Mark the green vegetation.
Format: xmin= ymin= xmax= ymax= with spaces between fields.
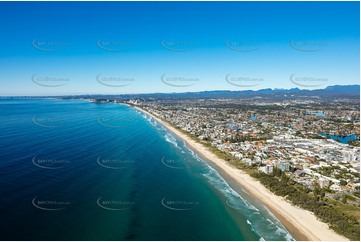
xmin=340 ymin=180 xmax=347 ymax=186
xmin=144 ymin=110 xmax=360 ymax=241
xmin=318 ymin=166 xmax=359 ymax=182
xmin=343 ymin=194 xmax=357 ymax=202
xmin=251 ymin=169 xmax=360 ymax=240
xmin=177 ymin=123 xmax=360 ymax=240
xmin=332 ymin=201 xmax=360 ymax=223
xmin=348 ymin=140 xmax=360 ymax=147
xmin=342 ymin=194 xmax=347 ymax=204
xmin=353 ymin=191 xmax=360 ymax=198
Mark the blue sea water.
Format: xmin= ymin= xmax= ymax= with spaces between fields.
xmin=0 ymin=98 xmax=294 ymax=241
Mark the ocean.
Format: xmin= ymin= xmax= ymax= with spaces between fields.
xmin=0 ymin=98 xmax=293 ymax=241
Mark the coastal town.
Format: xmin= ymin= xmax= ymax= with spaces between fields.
xmin=1 ymin=0 xmax=359 ymax=241
xmin=64 ymin=87 xmax=360 ymax=240
xmin=125 ymin=97 xmax=360 ymax=205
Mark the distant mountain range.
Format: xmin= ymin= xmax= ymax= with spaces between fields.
xmin=7 ymin=84 xmax=359 ymax=100
xmin=71 ymin=85 xmax=359 ymax=100
xmin=182 ymin=85 xmax=360 ymax=98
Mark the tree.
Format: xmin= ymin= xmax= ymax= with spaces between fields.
xmin=340 ymin=180 xmax=347 ymax=186
xmin=273 ymin=167 xmax=282 ymax=177
xmin=320 ymin=189 xmax=326 ymax=200
xmin=314 ymin=183 xmax=321 ymax=197
xmin=342 ymin=194 xmax=347 ymax=204
xmin=281 ymin=172 xmax=288 ymax=182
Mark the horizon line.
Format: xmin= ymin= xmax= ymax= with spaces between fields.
xmin=1 ymin=84 xmax=360 ymax=98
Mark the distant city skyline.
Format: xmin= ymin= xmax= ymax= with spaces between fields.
xmin=0 ymin=1 xmax=359 ymax=96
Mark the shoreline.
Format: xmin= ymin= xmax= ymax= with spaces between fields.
xmin=133 ymin=106 xmax=349 ymax=241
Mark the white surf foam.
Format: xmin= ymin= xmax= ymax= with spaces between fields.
xmin=164 ymin=132 xmax=178 ymax=148
xmin=185 ymin=148 xmax=294 ymax=241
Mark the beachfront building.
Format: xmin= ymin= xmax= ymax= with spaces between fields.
xmin=259 ymin=165 xmax=274 ymax=174
xmin=330 ymin=184 xmax=342 ymax=191
xmin=318 ymin=177 xmax=331 ymax=188
xmin=277 ymin=162 xmax=291 ymax=171
xmin=137 ymin=97 xmax=360 ymax=195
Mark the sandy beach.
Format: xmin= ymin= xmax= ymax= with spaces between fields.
xmin=134 ymin=106 xmax=349 ymax=241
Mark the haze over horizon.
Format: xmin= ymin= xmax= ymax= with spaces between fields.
xmin=0 ymin=1 xmax=359 ymax=96
xmin=0 ymin=2 xmax=360 ymax=241
xmin=2 ymin=83 xmax=360 ymax=98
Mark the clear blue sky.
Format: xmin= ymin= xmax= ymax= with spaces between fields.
xmin=0 ymin=1 xmax=359 ymax=96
